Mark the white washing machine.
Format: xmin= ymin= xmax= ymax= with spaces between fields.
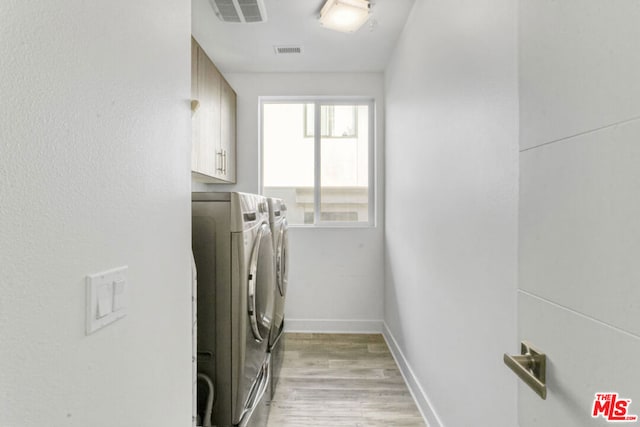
xmin=266 ymin=197 xmax=289 ymax=401
xmin=192 ymin=192 xmax=275 ymax=427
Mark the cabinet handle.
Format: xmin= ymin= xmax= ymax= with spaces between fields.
xmin=216 ymin=150 xmax=223 ymax=173
xmin=223 ymin=150 xmax=227 ymax=175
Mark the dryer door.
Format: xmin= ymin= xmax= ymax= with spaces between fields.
xmin=247 ymin=222 xmax=275 ymax=342
xmin=276 ymin=219 xmax=289 ymax=297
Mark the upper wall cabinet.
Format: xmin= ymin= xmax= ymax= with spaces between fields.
xmin=191 ymin=37 xmax=236 ymax=183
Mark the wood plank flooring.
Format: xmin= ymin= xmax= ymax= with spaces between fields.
xmin=267 ymin=333 xmax=427 ymax=427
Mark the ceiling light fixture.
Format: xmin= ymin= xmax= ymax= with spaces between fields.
xmin=319 ymin=0 xmax=370 ymax=33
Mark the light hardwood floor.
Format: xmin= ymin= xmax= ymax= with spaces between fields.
xmin=267 ymin=333 xmax=427 ymax=427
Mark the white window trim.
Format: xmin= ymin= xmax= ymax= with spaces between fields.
xmin=259 ymin=96 xmax=376 ymax=228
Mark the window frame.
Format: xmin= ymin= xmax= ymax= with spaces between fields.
xmin=259 ymin=96 xmax=376 ymax=228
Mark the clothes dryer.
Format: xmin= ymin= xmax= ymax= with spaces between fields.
xmin=266 ymin=197 xmax=289 ymax=401
xmin=192 ymin=192 xmax=275 ymax=427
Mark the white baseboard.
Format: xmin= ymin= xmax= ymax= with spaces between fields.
xmin=382 ymin=323 xmax=443 ymax=427
xmin=284 ymin=318 xmax=383 ymax=334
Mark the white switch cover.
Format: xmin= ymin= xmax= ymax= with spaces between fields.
xmin=97 ymin=282 xmax=113 ymax=318
xmin=86 ymin=266 xmax=128 ymax=335
xmin=112 ymin=279 xmax=126 ymax=311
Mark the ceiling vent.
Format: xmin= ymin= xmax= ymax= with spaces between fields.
xmin=209 ymin=0 xmax=268 ymax=23
xmin=274 ymin=45 xmax=303 ymax=55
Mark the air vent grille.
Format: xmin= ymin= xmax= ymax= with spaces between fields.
xmin=210 ymin=0 xmax=267 ymax=23
xmin=274 ymin=45 xmax=303 ymax=55
xmin=239 ymin=0 xmax=262 ymax=22
xmin=212 ymin=0 xmax=241 ymax=22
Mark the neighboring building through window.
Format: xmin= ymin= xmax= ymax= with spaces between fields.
xmin=304 ymin=104 xmax=358 ymax=138
xmin=261 ymin=98 xmax=374 ymax=226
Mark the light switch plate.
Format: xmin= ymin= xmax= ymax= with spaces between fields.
xmin=86 ymin=266 xmax=128 ymax=335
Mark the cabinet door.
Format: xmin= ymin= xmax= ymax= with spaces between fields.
xmin=191 ymin=39 xmax=200 ymax=172
xmin=196 ymin=46 xmax=222 ymax=179
xmin=190 ymin=38 xmax=236 ymax=183
xmin=220 ymin=79 xmax=237 ymax=182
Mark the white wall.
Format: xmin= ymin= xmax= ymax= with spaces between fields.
xmin=384 ymin=0 xmax=519 ymax=426
xmin=194 ymin=73 xmax=385 ymax=331
xmin=0 ymin=2 xmax=192 ymax=427
xmin=518 ymin=0 xmax=640 ymax=425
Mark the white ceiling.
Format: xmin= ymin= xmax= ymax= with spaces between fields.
xmin=192 ymin=0 xmax=416 ymax=73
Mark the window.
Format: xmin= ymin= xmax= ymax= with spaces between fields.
xmin=304 ymin=105 xmax=358 ymax=138
xmin=261 ymin=98 xmax=374 ymax=226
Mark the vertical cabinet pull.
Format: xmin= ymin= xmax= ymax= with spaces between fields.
xmin=222 ymin=150 xmax=227 ymax=175
xmin=216 ymin=150 xmax=223 ymax=173
xmin=215 ymin=149 xmax=227 ymax=175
